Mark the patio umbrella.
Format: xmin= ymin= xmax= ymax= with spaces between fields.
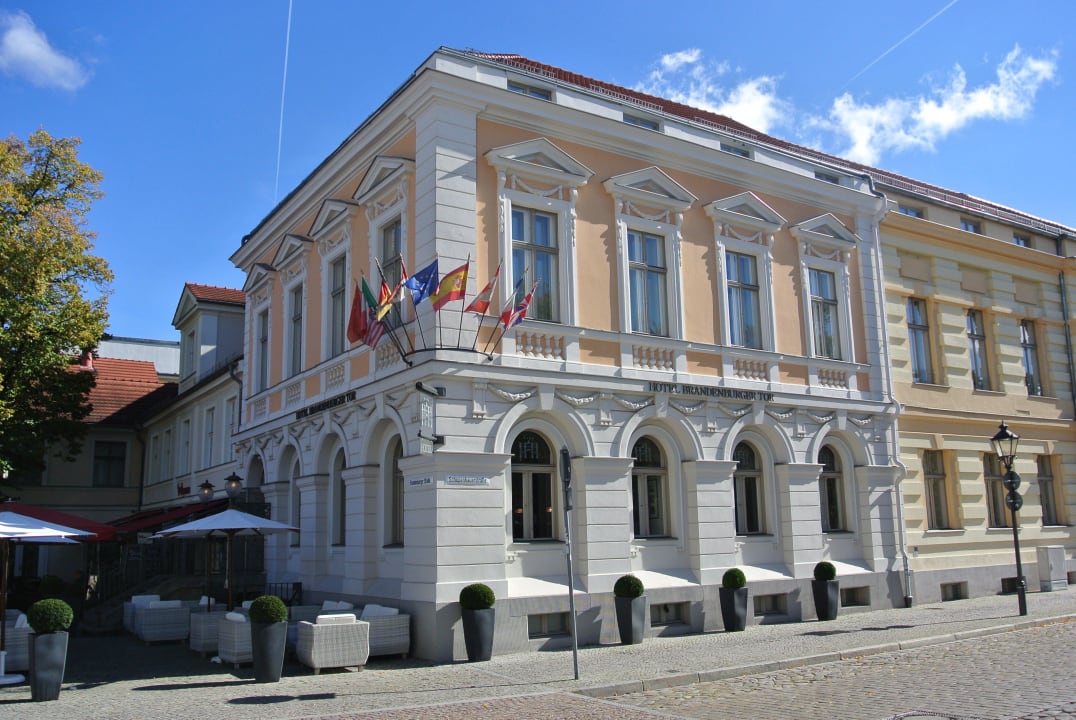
xmin=153 ymin=508 xmax=297 ymax=611
xmin=0 ymin=510 xmax=93 ymax=684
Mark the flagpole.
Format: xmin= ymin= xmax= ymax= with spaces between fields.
xmin=373 ymin=258 xmax=412 ymax=362
xmin=454 ymin=256 xmax=471 ymax=350
xmin=483 ymin=272 xmax=525 ymax=355
xmin=469 ymin=271 xmax=500 ymax=352
xmin=489 ymin=279 xmax=539 ymax=354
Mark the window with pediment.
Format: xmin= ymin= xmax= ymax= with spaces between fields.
xmin=272 ymin=234 xmax=312 ymax=377
xmin=354 ymin=157 xmax=415 ymax=331
xmin=604 ymin=167 xmax=695 ymax=338
xmin=705 ymin=193 xmax=784 ymax=350
xmin=309 ymin=198 xmax=357 ymax=359
xmin=244 ymin=263 xmax=276 ymax=393
xmin=486 ymin=139 xmax=592 ymax=325
xmin=790 ymin=215 xmax=858 ymax=361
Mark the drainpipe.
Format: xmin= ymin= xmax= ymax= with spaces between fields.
xmin=1056 ymin=234 xmax=1075 ymax=414
xmin=861 ymin=174 xmax=914 ymax=607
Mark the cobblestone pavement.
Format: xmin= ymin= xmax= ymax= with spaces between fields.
xmin=1 ymin=591 xmax=1073 ymax=719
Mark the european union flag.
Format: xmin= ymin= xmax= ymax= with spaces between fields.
xmin=403 ymin=259 xmax=439 ymax=306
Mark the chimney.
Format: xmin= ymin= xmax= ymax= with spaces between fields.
xmin=79 ymin=349 xmax=95 ymax=371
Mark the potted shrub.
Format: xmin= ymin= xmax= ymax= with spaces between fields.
xmin=27 ymin=597 xmax=73 ymax=701
xmin=613 ymin=573 xmax=646 ymax=645
xmin=812 ymin=561 xmax=839 ymax=621
xmin=719 ymin=568 xmax=748 ymax=633
xmin=248 ymin=595 xmax=288 ymax=682
xmin=459 ymin=583 xmax=495 ymax=662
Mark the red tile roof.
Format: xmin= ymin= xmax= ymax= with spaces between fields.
xmin=186 ymin=283 xmax=245 ymax=305
xmin=460 ymin=50 xmax=1073 ymax=236
xmin=79 ymin=357 xmax=176 ymax=426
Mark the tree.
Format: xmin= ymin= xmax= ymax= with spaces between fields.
xmin=0 ymin=129 xmax=112 ymax=479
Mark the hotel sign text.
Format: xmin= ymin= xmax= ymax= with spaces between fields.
xmin=647 ymin=382 xmax=774 ymax=402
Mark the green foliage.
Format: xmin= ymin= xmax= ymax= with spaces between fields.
xmin=27 ymin=598 xmax=74 ymax=633
xmin=722 ymin=568 xmax=747 ymax=589
xmin=613 ymin=573 xmax=645 ymax=598
xmin=0 ymin=130 xmax=112 ymax=478
xmin=459 ymin=583 xmax=495 ymax=610
xmin=813 ymin=561 xmax=837 ymax=582
xmin=248 ymin=595 xmax=288 ymax=623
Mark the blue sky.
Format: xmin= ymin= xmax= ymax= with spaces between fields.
xmin=3 ymin=1 xmax=1073 ymax=341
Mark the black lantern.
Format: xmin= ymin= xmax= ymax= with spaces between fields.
xmin=223 ymin=472 xmax=243 ymax=504
xmin=990 ymin=421 xmax=1027 ymax=616
xmin=198 ymin=480 xmax=215 ymax=506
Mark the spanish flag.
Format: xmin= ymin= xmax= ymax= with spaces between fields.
xmin=430 ymin=259 xmax=469 ymax=310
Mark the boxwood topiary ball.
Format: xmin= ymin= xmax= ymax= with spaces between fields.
xmin=613 ymin=574 xmax=645 ymax=598
xmin=248 ymin=594 xmax=288 ymax=623
xmin=813 ymin=561 xmax=837 ymax=582
xmin=721 ymin=568 xmax=747 ymax=589
xmin=459 ymin=583 xmax=496 ymax=610
xmin=27 ymin=597 xmax=74 ymax=633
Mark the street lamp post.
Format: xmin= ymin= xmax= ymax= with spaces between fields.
xmin=990 ymin=421 xmax=1027 ymax=617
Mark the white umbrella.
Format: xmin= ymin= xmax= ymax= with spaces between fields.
xmin=153 ymin=508 xmax=297 ymax=610
xmin=0 ymin=510 xmax=93 ymax=684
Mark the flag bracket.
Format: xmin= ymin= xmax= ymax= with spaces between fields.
xmin=415 ymin=382 xmax=446 ymax=397
xmin=417 ymin=431 xmax=445 ymax=446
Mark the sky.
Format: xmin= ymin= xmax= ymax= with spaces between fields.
xmin=3 ymin=1 xmax=1074 ymax=341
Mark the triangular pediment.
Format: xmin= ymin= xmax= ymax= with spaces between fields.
xmin=705 ymin=192 xmax=785 ymax=233
xmin=243 ymin=262 xmax=277 ymax=294
xmin=309 ymin=199 xmax=359 ymax=238
xmin=272 ymin=233 xmax=314 ymax=269
xmin=353 ymin=156 xmax=415 ymax=205
xmin=171 ymin=287 xmax=199 ymax=329
xmin=603 ymin=166 xmax=696 ymax=211
xmin=790 ymin=214 xmax=858 ymax=248
xmin=485 ymin=138 xmax=592 ymax=186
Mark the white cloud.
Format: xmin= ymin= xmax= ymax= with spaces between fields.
xmin=820 ymin=45 xmax=1057 ymax=165
xmin=636 ymin=48 xmax=789 ymax=134
xmin=0 ymin=11 xmax=89 ymax=91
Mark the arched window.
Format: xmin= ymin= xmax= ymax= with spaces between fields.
xmin=332 ymin=449 xmax=346 ymax=546
xmin=386 ymin=437 xmax=404 ymax=546
xmin=631 ymin=437 xmax=668 ymax=537
xmin=733 ymin=443 xmax=766 ymax=534
xmin=818 ymin=446 xmax=847 ymax=532
xmin=511 ymin=431 xmax=556 ymax=540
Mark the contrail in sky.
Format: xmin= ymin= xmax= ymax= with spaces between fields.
xmin=841 ymin=0 xmax=960 ymax=90
xmin=274 ymin=0 xmax=294 ymax=203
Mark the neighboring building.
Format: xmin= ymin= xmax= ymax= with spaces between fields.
xmin=874 ymin=185 xmax=1075 ymax=602
xmin=229 ymin=48 xmax=907 ymax=661
xmin=98 ymin=335 xmax=181 ymax=380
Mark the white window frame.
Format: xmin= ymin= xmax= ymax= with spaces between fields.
xmin=485 ymin=139 xmax=592 ymax=325
xmin=1020 ymin=319 xmax=1044 ymax=396
xmin=818 ymin=444 xmax=851 ymax=533
xmin=385 ymin=437 xmax=404 ymax=547
xmin=983 ymin=454 xmax=1009 ymax=528
xmin=286 ymin=281 xmax=304 ymax=378
xmin=288 ymin=456 xmax=301 ymax=547
xmin=732 ymin=438 xmax=776 ymax=536
xmin=1037 ymin=455 xmax=1062 ymax=526
xmin=177 ymin=418 xmax=191 ymax=476
xmin=923 ymin=450 xmax=954 ymax=530
xmin=906 ymin=297 xmax=935 ymax=384
xmin=510 ymin=429 xmax=559 ymax=542
xmin=966 ymin=308 xmax=992 ymax=391
xmin=202 ymin=406 xmax=215 ymax=470
xmin=629 ymin=431 xmax=680 ymax=540
xmin=626 ymin=227 xmax=670 ymax=337
xmin=355 ymin=157 xmax=414 ymax=331
xmin=604 ymin=167 xmax=696 ymax=338
xmin=510 ymin=205 xmax=561 ymax=322
xmin=309 ymin=198 xmax=359 ymax=360
xmin=706 ymin=193 xmax=783 ymax=351
xmin=244 ymin=264 xmax=275 ymax=395
xmin=791 ymin=215 xmax=858 ymax=362
xmin=162 ymin=428 xmax=173 ymax=481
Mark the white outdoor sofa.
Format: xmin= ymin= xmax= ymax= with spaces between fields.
xmin=217 ymin=612 xmax=253 ymax=668
xmin=133 ymin=600 xmax=191 ymax=644
xmin=288 ymin=602 xmax=410 ymax=658
xmin=295 ymin=614 xmax=370 ymax=674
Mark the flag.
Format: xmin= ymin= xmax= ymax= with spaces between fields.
xmin=403 ymin=259 xmax=439 ymax=306
xmin=375 ymin=275 xmax=393 ymax=321
xmin=346 ymin=281 xmax=365 ymax=344
xmin=361 ymin=276 xmax=385 ymax=348
xmin=464 ymin=261 xmax=501 ymax=314
xmin=430 ymin=260 xmax=469 ymax=310
xmin=500 ymin=277 xmax=535 ymax=329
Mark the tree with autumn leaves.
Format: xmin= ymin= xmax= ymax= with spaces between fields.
xmin=0 ymin=129 xmax=112 ymax=481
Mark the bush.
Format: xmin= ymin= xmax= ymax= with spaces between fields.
xmin=613 ymin=574 xmax=645 ymax=598
xmin=459 ymin=583 xmax=495 ymax=610
xmin=721 ymin=568 xmax=747 ymax=589
xmin=28 ymin=598 xmax=74 ymax=633
xmin=813 ymin=561 xmax=837 ymax=582
xmin=248 ymin=595 xmax=288 ymax=623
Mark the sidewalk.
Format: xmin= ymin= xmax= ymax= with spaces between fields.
xmin=1 ymin=588 xmax=1073 ymax=720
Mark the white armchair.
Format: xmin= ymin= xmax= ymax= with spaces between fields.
xmin=123 ymin=594 xmax=160 ymax=634
xmin=2 ymin=614 xmax=30 ymax=672
xmin=134 ymin=600 xmax=191 ymax=644
xmin=295 ymin=614 xmax=370 ymax=675
xmin=217 ymin=613 xmax=252 ymax=668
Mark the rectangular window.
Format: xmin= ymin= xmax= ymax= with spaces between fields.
xmin=256 ymin=309 xmax=269 ymax=392
xmin=148 ymin=434 xmax=160 ymax=483
xmin=511 ymin=207 xmax=559 ymax=322
xmin=507 ymin=81 xmax=551 ymax=100
xmin=720 ymin=142 xmax=750 ymax=158
xmin=224 ymin=397 xmax=236 ymax=457
xmin=627 ymin=230 xmax=668 ymax=336
xmin=329 ymin=256 xmax=346 ymax=357
xmin=820 ymin=475 xmax=846 ymax=532
xmin=898 ymin=205 xmax=925 ymax=219
xmin=923 ymin=450 xmax=953 ymax=530
xmin=624 ymin=114 xmax=659 ymax=131
xmin=984 ymin=454 xmax=1009 ymax=528
xmin=1013 ymin=233 xmax=1030 ymax=247
xmin=162 ymin=429 xmax=173 ymax=481
xmin=184 ymin=329 xmax=196 ymax=378
xmin=966 ymin=309 xmax=991 ymax=390
xmin=726 ymin=252 xmax=761 ymax=348
xmin=177 ymin=419 xmax=190 ymax=475
xmin=632 ymin=473 xmax=667 ymax=537
xmin=92 ymin=441 xmax=126 ymax=488
xmin=203 ymin=407 xmax=215 ymax=470
xmin=1020 ymin=320 xmax=1043 ymax=396
xmin=289 ymin=284 xmax=303 ymax=377
xmin=511 ymin=471 xmax=555 ymax=541
xmin=735 ymin=474 xmax=764 ymax=534
xmin=528 ymin=612 xmax=569 ymax=638
xmin=906 ymin=298 xmax=934 ymax=384
xmin=960 ymin=218 xmax=982 ymax=234
xmin=380 ymin=218 xmax=404 ymax=329
xmin=1038 ymin=456 xmax=1060 ymax=526
xmin=809 ymin=268 xmax=840 ymax=359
